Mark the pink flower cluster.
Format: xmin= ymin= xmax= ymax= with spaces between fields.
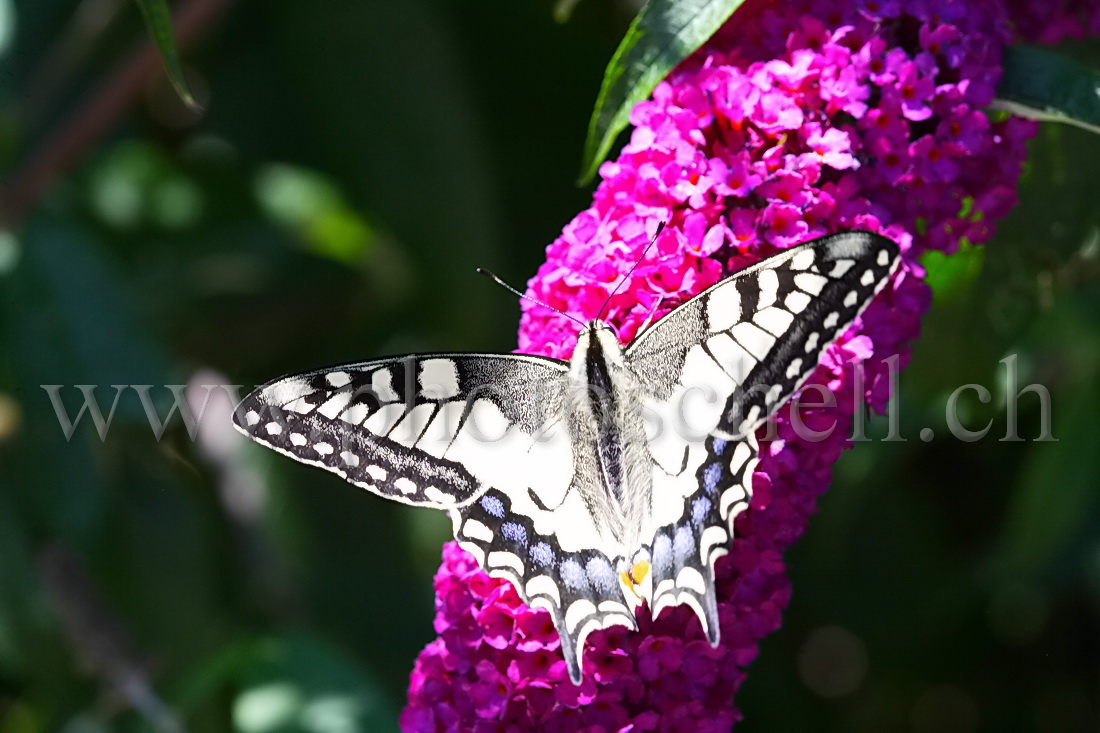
xmin=403 ymin=0 xmax=1095 ymax=729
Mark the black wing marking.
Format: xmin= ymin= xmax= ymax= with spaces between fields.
xmin=627 ymin=231 xmax=900 ymax=437
xmin=452 ymin=486 xmax=636 ymax=684
xmin=233 ymin=353 xmax=570 ymax=508
xmin=647 ymin=431 xmax=757 ymax=641
xmin=626 ymin=230 xmax=900 ymax=640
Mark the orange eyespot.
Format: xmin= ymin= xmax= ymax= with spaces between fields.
xmin=628 ymin=561 xmax=650 ymax=587
xmin=620 ymin=561 xmax=651 ymax=599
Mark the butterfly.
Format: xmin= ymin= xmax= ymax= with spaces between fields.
xmin=232 ymin=229 xmax=900 ymax=684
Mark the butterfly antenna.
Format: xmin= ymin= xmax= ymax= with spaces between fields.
xmin=476 ymin=268 xmax=587 ymax=329
xmin=596 ymin=221 xmax=666 ymax=323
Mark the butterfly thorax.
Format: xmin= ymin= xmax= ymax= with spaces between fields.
xmin=565 ymin=321 xmax=653 ymax=554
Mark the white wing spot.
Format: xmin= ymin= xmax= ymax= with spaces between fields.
xmin=676 ymin=566 xmax=707 ymax=595
xmin=424 ymin=487 xmax=453 ymax=504
xmin=785 ymin=357 xmax=804 ymax=379
xmin=720 ymin=482 xmax=749 ymax=519
xmin=366 ymin=465 xmax=387 ymax=482
xmin=245 ymin=410 xmax=260 ymax=426
xmin=729 ymin=439 xmax=753 ymax=473
xmin=526 ymin=575 xmax=561 ymax=605
xmin=325 ymin=371 xmax=351 ymax=388
xmin=795 ymin=272 xmax=828 ymax=295
xmin=289 ymin=432 xmax=307 ymax=447
xmin=785 ymin=291 xmax=811 ymax=313
xmin=757 ymin=269 xmax=779 ymax=308
xmin=371 ymin=368 xmax=401 ymax=403
xmin=829 ymin=259 xmax=855 ymax=278
xmin=706 ymin=283 xmax=741 ymax=332
xmin=789 ymin=248 xmax=815 ymax=271
xmin=459 ymin=541 xmax=485 ymax=567
xmin=340 ymin=451 xmax=359 ymax=467
xmin=565 ymin=599 xmax=598 ymax=633
xmin=462 ymin=518 xmax=494 ymax=543
xmin=823 ymin=312 xmax=839 ymax=329
xmin=860 ymin=269 xmax=875 ymax=287
xmin=314 ymin=442 xmax=334 ymax=456
xmin=754 ymin=306 xmax=794 ymax=337
xmin=265 ymin=422 xmax=282 ymax=436
xmin=877 ymin=248 xmax=891 ymax=266
xmin=488 ymin=551 xmax=524 ymax=574
xmin=317 ymin=391 xmax=353 ymax=419
xmin=804 ymin=332 xmax=821 ymax=353
xmin=395 ymin=477 xmax=417 ymax=495
xmin=419 ymin=359 xmax=460 ymax=400
xmin=844 ymin=290 xmax=859 ymax=307
xmin=740 ymin=405 xmax=762 ymax=433
xmin=700 ymin=525 xmax=729 ymax=561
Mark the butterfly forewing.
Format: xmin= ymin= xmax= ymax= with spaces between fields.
xmin=234 ymin=354 xmax=573 ymax=507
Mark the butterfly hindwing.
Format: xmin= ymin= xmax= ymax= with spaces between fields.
xmin=454 ymin=486 xmax=637 ymax=680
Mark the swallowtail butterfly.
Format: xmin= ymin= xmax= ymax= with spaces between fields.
xmin=233 ymin=230 xmax=900 ymax=683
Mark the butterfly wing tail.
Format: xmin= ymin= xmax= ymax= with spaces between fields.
xmin=452 ymin=488 xmax=639 ymax=685
xmin=647 ymin=430 xmax=758 ymax=646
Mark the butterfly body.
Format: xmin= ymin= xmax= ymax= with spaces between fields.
xmin=233 ymin=230 xmax=901 ymax=683
xmin=564 ymin=321 xmax=653 ymax=556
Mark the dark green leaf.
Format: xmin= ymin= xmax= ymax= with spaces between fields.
xmin=134 ymin=0 xmax=199 ymax=110
xmin=994 ymin=45 xmax=1100 ymax=135
xmin=995 ymin=303 xmax=1100 ymax=577
xmin=579 ymin=0 xmax=745 ymax=184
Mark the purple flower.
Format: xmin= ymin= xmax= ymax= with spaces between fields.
xmin=401 ymin=0 xmax=1085 ymax=729
xmin=891 ymin=61 xmax=936 ymax=121
xmin=806 ymin=126 xmax=858 ymax=170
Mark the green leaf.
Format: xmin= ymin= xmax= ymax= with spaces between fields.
xmin=993 ymin=45 xmax=1100 ymax=135
xmin=578 ymin=0 xmax=745 ymax=184
xmin=921 ymin=239 xmax=985 ymax=304
xmin=134 ymin=0 xmax=199 ymax=110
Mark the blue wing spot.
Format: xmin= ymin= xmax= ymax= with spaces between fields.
xmin=585 ymin=556 xmax=618 ymax=595
xmin=531 ymin=542 xmax=554 ymax=566
xmin=673 ymin=525 xmax=695 ymax=566
xmin=480 ymin=494 xmax=505 ymax=518
xmin=501 ymin=522 xmax=527 ymax=546
xmin=711 ymin=438 xmax=727 ymax=455
xmin=692 ymin=496 xmax=712 ymax=526
xmin=652 ymin=533 xmax=673 ymax=579
xmin=560 ymin=559 xmax=590 ymax=591
xmin=703 ymin=462 xmax=723 ymax=494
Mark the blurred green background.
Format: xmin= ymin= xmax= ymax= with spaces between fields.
xmin=0 ymin=1 xmax=1097 ymax=731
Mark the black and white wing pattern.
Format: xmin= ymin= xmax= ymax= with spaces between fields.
xmin=232 ymin=351 xmax=640 ymax=678
xmin=623 ymin=230 xmax=899 ymax=643
xmin=232 ymin=229 xmax=901 ymax=685
xmin=235 ymin=355 xmax=576 ymax=508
